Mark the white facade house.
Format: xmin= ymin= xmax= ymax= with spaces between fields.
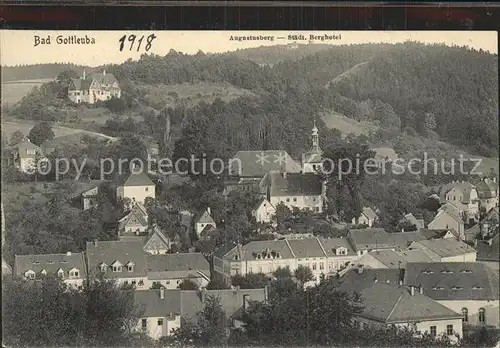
xmin=194 ymin=208 xmax=216 ymax=236
xmin=68 ymin=70 xmax=121 ymax=104
xmin=7 ymin=139 xmax=48 ymax=174
xmin=252 ymin=198 xmax=276 ymax=223
xmin=352 ymin=207 xmax=378 ymax=227
xmin=117 ymin=172 xmax=156 ymax=205
xmin=213 ymin=237 xmax=358 ymax=285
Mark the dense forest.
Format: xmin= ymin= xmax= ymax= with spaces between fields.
xmin=4 ymin=42 xmax=498 ymax=156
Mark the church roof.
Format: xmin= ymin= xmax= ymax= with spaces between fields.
xmin=229 ymin=150 xmax=301 ymax=177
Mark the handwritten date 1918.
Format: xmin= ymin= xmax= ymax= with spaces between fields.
xmin=118 ymin=34 xmax=157 ymax=52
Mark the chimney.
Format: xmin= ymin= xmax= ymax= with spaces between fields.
xmin=207 ymin=207 xmax=211 ymax=216
xmin=66 ymin=251 xmax=72 ymax=256
xmin=357 ymin=265 xmax=364 ymax=274
xmin=83 ymin=70 xmax=86 ymax=80
xmin=160 ymin=287 xmax=165 ymax=300
xmin=419 ymin=285 xmax=423 ymax=295
xmin=103 ymin=70 xmax=106 ymax=76
xmin=410 ymin=286 xmax=415 ymax=296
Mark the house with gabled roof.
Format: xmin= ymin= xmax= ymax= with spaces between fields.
xmin=143 ymin=226 xmax=175 ymax=255
xmin=68 ymin=70 xmax=121 ymax=104
xmin=86 ymin=240 xmax=148 ymax=289
xmin=263 ymin=171 xmax=325 ymax=213
xmin=352 ymin=207 xmax=378 ymax=227
xmin=347 ymin=228 xmax=427 ymax=255
xmin=428 ymin=203 xmax=465 ymax=240
xmin=408 ymin=238 xmax=477 ymax=262
xmin=117 ymin=171 xmax=156 ymax=205
xmin=14 ymin=252 xmax=87 ymax=289
xmin=134 ymin=287 xmax=268 ymax=340
xmin=69 ymin=179 xmax=108 ymax=211
xmin=4 ymin=138 xmax=48 ymax=173
xmin=399 ymin=213 xmax=425 ymax=231
xmin=334 ymin=269 xmax=463 ymax=340
xmin=475 ymin=177 xmax=499 ymax=214
xmin=475 ymin=234 xmax=499 ymax=271
xmin=404 ymin=262 xmax=499 ymax=328
xmin=194 ymin=208 xmax=216 ymax=235
xmin=228 ymin=150 xmax=301 ymax=178
xmin=118 ymin=202 xmax=150 ymax=240
xmin=251 ymin=197 xmax=276 ymax=224
xmin=146 ymin=253 xmax=210 ymax=289
xmin=439 ymin=181 xmax=479 ymax=221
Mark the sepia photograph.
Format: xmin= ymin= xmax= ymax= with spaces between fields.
xmin=1 ymin=30 xmax=499 ymax=347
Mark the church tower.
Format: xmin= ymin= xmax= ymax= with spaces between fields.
xmin=302 ymin=120 xmax=323 ymax=173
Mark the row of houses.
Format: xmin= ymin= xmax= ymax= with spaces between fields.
xmin=12 ymin=240 xmax=210 ymax=290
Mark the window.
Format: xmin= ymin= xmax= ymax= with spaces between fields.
xmin=446 ymin=325 xmax=454 ymax=336
xmin=141 ymin=319 xmax=147 ymax=329
xmin=479 ymin=308 xmax=486 ymax=324
xmin=258 ymin=266 xmax=263 ymax=273
xmin=313 ymin=198 xmax=317 ymax=202
xmin=293 ymin=198 xmax=297 ymax=202
xmin=145 ymin=187 xmax=148 ymax=192
xmin=462 ymin=308 xmax=468 ymax=323
xmin=166 ymin=280 xmax=170 ymax=285
xmin=430 ymin=326 xmax=437 ymax=337
xmin=138 ymin=280 xmax=144 ymax=286
xmin=127 ymin=265 xmax=134 ymax=272
xmin=286 ymin=198 xmax=290 ymax=202
xmin=124 ymin=281 xmax=129 ymax=285
xmin=328 ymin=262 xmax=334 ymax=270
xmin=157 ymin=318 xmax=163 ymax=326
xmin=70 ymin=270 xmax=79 ymax=278
xmin=100 ymin=265 xmax=107 ymax=273
xmin=319 ymin=262 xmax=324 ymax=270
xmin=353 ymin=320 xmax=360 ymax=329
xmin=312 ymin=263 xmax=317 ymax=270
xmin=113 ymin=266 xmax=122 ymax=272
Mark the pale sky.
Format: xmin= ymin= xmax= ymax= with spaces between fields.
xmin=0 ymin=30 xmax=497 ymax=67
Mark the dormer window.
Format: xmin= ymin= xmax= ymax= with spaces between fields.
xmin=25 ymin=270 xmax=35 ymax=279
xmin=441 ymin=270 xmax=453 ymax=274
xmin=113 ymin=265 xmax=122 ymax=272
xmin=452 ymin=286 xmax=463 ymax=290
xmin=336 ymin=247 xmax=347 ymax=256
xmin=422 ymin=270 xmax=434 ymax=274
xmin=472 ymin=286 xmax=484 ymax=290
xmin=40 ymin=269 xmax=47 ymax=276
xmin=127 ymin=262 xmax=135 ymax=272
xmin=432 ymin=286 xmax=444 ymax=290
xmin=100 ymin=263 xmax=108 ymax=273
xmin=460 ymin=270 xmax=472 ymax=273
xmin=57 ymin=269 xmax=65 ymax=278
xmin=69 ymin=268 xmax=80 ymax=278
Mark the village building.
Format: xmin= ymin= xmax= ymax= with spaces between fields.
xmin=404 ymin=262 xmax=499 ymax=328
xmin=475 ymin=234 xmax=499 ymax=271
xmin=134 ymin=287 xmax=268 ymax=340
xmin=86 ymin=240 xmax=148 ymax=289
xmin=117 ymin=202 xmax=149 ymax=240
xmin=439 ymin=181 xmax=479 ymax=221
xmin=146 ymin=253 xmax=210 ymax=289
xmin=117 ymin=171 xmax=156 ymax=205
xmin=68 ymin=70 xmax=121 ymax=104
xmin=352 ymin=207 xmax=378 ymax=227
xmin=262 ymin=171 xmax=325 ymax=213
xmin=4 ymin=139 xmax=48 ymax=173
xmin=69 ymin=180 xmax=108 ymax=211
xmin=419 ymin=228 xmax=458 ymax=240
xmin=408 ymin=239 xmax=477 ymax=262
xmin=428 ymin=203 xmax=465 ymax=240
xmin=143 ymin=226 xmax=176 ymax=255
xmin=198 ymin=224 xmax=218 ymax=241
xmin=194 ymin=208 xmax=216 ymax=236
xmin=213 ymin=237 xmax=358 ymax=285
xmin=475 ymin=177 xmax=499 ymax=214
xmin=251 ymin=197 xmax=276 ymax=224
xmin=399 ymin=213 xmax=425 ymax=231
xmin=358 ymin=249 xmax=436 ymax=269
xmin=14 ymin=252 xmax=87 ymax=289
xmin=228 ymin=150 xmax=301 ymax=178
xmin=346 ymin=228 xmax=426 ymax=255
xmin=335 ymin=268 xmax=463 ymax=340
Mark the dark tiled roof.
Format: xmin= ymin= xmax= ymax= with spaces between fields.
xmin=147 ymin=253 xmax=209 ymax=273
xmin=348 ymin=229 xmax=425 ymax=251
xmin=180 ymin=288 xmax=267 ymax=324
xmin=404 ymin=262 xmax=500 ymax=301
xmin=68 ymin=180 xmax=107 ymax=199
xmin=120 ymin=172 xmax=155 ymax=187
xmin=318 ymin=237 xmax=356 ymax=256
xmin=342 ymin=282 xmax=461 ymax=324
xmin=476 ymin=179 xmax=498 ymax=199
xmin=364 ymin=249 xmax=436 ymax=268
xmin=229 ymin=150 xmax=301 ymax=177
xmin=409 ymin=239 xmax=476 ymax=258
xmin=335 ymin=268 xmax=404 ymax=290
xmin=195 ymin=210 xmax=215 ymax=225
xmin=134 ymin=289 xmax=181 ymax=317
xmin=286 ymin=238 xmax=326 ymax=258
xmin=14 ymin=252 xmax=87 ymax=278
xmin=86 ymin=240 xmax=147 ymax=278
xmin=269 ymin=172 xmax=323 ymax=197
xmin=476 ymin=234 xmax=499 ymax=262
xmin=69 ymin=78 xmax=92 ymax=91
xmin=213 ymin=243 xmax=238 ymax=259
xmin=88 ymin=72 xmax=119 ymax=86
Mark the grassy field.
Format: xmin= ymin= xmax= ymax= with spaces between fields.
xmin=2 ymin=120 xmax=82 ymax=139
xmin=1 ymin=78 xmax=54 ymax=106
xmin=321 ymin=110 xmax=379 ymax=137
